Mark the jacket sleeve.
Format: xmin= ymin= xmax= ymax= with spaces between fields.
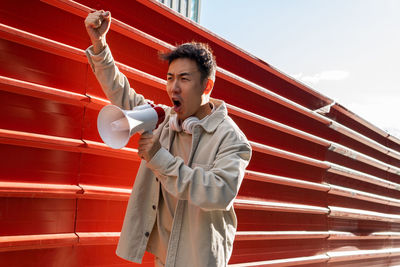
xmin=146 ymin=129 xmax=252 ymax=211
xmin=85 ymin=44 xmax=147 ymax=110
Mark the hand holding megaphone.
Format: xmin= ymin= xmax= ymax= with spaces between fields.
xmin=97 ymin=104 xmax=165 ymax=149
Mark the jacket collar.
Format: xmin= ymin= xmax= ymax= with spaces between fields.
xmin=196 ymin=98 xmax=227 ymax=133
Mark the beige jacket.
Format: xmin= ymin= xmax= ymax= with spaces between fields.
xmin=86 ymin=45 xmax=252 ymax=267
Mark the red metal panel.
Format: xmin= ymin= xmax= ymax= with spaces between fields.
xmin=1 ymin=0 xmax=400 ymax=266
xmin=0 ymin=197 xmax=76 ymax=236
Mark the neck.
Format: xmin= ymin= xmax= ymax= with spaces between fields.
xmin=193 ymin=102 xmax=212 ymax=120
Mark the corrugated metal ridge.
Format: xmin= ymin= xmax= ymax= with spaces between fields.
xmin=328 ymin=184 xmax=400 ymax=207
xmin=330 ymin=120 xmax=400 ymax=160
xmin=332 ymin=103 xmax=400 ymax=144
xmin=328 ymin=163 xmax=400 ymax=190
xmin=250 ymin=141 xmax=330 ymax=169
xmin=228 ymin=248 xmax=400 ymax=266
xmin=235 ymin=231 xmax=329 ymax=241
xmin=236 ymin=230 xmax=400 ymax=241
xmin=3 ymin=231 xmax=398 ymax=254
xmin=228 ymin=254 xmax=329 ymax=267
xmin=0 ymin=22 xmax=86 ymax=63
xmin=0 ymin=129 xmax=139 ymax=161
xmin=328 ymin=231 xmax=400 ymax=240
xmin=0 ymin=75 xmax=89 ymax=107
xmin=3 ymin=22 xmax=399 ymax=166
xmin=0 ymin=182 xmax=82 ymax=198
xmin=0 ymin=182 xmax=131 ymax=200
xmin=235 ymin=198 xmax=329 ymax=214
xmin=80 ymin=139 xmax=139 ymax=160
xmin=329 ymin=143 xmax=400 ymax=175
xmin=329 ymin=206 xmax=400 ymax=222
xmin=0 ymin=232 xmax=120 ymax=252
xmin=76 ymin=232 xmax=120 ymax=245
xmin=0 ymin=128 xmax=83 ymax=152
xmin=78 ymin=184 xmax=131 ymax=200
xmin=227 ymin=104 xmax=330 ymax=148
xmin=116 ymin=61 xmax=166 ymax=89
xmin=0 ymin=233 xmax=78 ymax=252
xmin=327 ymin=248 xmax=400 ymax=262
xmin=388 ymin=134 xmax=400 ymax=146
xmin=216 ymin=68 xmax=330 ymax=125
xmin=245 ymin=171 xmax=329 ymax=192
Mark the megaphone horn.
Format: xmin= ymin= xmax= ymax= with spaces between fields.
xmin=97 ymin=104 xmax=165 ymax=149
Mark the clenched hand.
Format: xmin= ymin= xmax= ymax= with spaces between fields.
xmin=138 ymin=132 xmax=161 ymax=162
xmin=84 ymin=10 xmax=111 ymax=54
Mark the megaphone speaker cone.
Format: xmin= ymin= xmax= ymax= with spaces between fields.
xmin=97 ymin=105 xmax=131 ymax=149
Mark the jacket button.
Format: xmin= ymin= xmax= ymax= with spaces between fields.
xmin=152 ymin=205 xmax=156 ymax=210
xmin=145 ymin=232 xmax=150 ymax=237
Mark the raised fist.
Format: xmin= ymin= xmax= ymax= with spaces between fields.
xmin=84 ymin=10 xmax=111 ymax=54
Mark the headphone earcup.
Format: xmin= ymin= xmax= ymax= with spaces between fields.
xmin=169 ymin=114 xmax=199 ymax=134
xmin=181 ymin=116 xmax=200 ymax=134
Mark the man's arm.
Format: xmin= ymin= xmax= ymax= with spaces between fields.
xmin=84 ymin=10 xmax=147 ymax=110
xmin=146 ymin=128 xmax=252 ymax=211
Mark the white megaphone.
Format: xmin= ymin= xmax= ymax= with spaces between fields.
xmin=97 ymin=104 xmax=165 ymax=149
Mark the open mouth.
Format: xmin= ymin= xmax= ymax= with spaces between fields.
xmin=172 ymin=98 xmax=182 ymax=112
xmin=173 ymin=99 xmax=181 ymax=108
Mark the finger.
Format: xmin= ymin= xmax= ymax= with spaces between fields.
xmin=137 ymin=150 xmax=145 ymax=160
xmin=100 ymin=11 xmax=110 ymax=19
xmin=138 ymin=135 xmax=153 ymax=143
xmin=138 ymin=140 xmax=152 ymax=149
xmin=85 ymin=14 xmax=101 ymax=28
xmin=86 ymin=10 xmax=106 ymax=27
xmin=141 ymin=132 xmax=154 ymax=138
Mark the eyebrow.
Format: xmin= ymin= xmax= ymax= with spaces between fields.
xmin=167 ymin=71 xmax=194 ymax=77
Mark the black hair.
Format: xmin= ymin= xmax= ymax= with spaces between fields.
xmin=160 ymin=42 xmax=217 ymax=82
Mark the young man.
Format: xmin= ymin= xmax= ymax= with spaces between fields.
xmin=85 ymin=10 xmax=251 ymax=267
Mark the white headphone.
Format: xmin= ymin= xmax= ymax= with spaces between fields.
xmin=169 ymin=114 xmax=199 ymax=134
xmin=169 ymin=103 xmax=215 ymax=134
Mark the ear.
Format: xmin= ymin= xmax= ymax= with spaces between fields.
xmin=203 ymin=79 xmax=214 ymax=95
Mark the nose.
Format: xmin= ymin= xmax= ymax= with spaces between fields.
xmin=169 ymin=79 xmax=181 ymax=94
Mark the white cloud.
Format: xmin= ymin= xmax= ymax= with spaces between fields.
xmin=291 ymin=70 xmax=350 ymax=84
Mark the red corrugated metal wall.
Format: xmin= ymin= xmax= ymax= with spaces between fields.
xmin=1 ymin=0 xmax=400 ymax=266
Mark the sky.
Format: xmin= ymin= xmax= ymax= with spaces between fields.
xmin=199 ymin=0 xmax=400 ymax=137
